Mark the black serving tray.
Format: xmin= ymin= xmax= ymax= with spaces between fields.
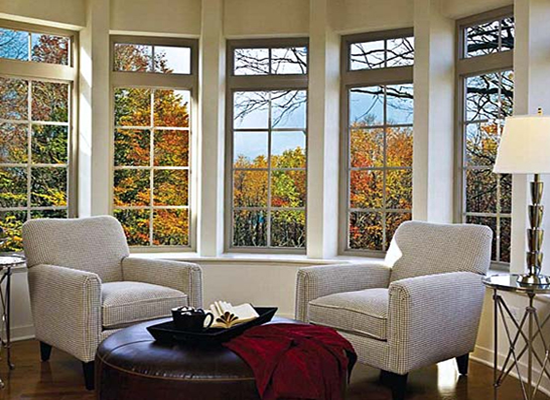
xmin=147 ymin=307 xmax=278 ymax=345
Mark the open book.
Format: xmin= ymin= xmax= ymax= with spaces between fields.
xmin=209 ymin=301 xmax=259 ymax=329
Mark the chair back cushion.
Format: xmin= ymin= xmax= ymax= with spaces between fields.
xmin=386 ymin=221 xmax=492 ymax=283
xmin=23 ymin=216 xmax=128 ymax=282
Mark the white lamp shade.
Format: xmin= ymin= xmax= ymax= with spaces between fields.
xmin=493 ymin=115 xmax=550 ymax=174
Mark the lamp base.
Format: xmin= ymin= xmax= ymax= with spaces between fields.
xmin=517 ymin=273 xmax=550 ymax=286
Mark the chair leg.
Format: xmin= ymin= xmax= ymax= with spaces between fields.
xmin=456 ymin=353 xmax=469 ymax=376
xmin=82 ymin=361 xmax=95 ymax=391
xmin=380 ymin=370 xmax=408 ymax=400
xmin=40 ymin=341 xmax=52 ymax=362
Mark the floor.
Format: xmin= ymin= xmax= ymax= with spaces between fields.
xmin=0 ymin=340 xmax=546 ymax=400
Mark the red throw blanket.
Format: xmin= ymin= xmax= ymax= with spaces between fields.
xmin=224 ymin=323 xmax=357 ymax=400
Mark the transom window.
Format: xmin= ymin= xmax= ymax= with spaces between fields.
xmin=457 ymin=9 xmax=514 ymax=266
xmin=0 ymin=22 xmax=76 ymax=253
xmin=111 ymin=36 xmax=197 ymax=248
xmin=341 ymin=30 xmax=414 ymax=254
xmin=227 ymin=39 xmax=308 ymax=252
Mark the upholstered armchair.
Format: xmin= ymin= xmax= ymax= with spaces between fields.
xmin=295 ymin=221 xmax=492 ymax=400
xmin=23 ymin=216 xmax=202 ymax=390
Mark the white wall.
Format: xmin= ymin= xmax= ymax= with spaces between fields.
xmin=0 ymin=0 xmax=85 ymax=29
xmin=224 ymin=0 xmax=309 ymax=38
xmin=110 ymin=0 xmax=201 ymax=36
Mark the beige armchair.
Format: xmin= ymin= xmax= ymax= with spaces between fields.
xmin=295 ymin=221 xmax=492 ymax=400
xmin=23 ymin=216 xmax=202 ymax=390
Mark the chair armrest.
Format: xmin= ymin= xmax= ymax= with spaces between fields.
xmin=295 ymin=262 xmax=391 ymax=321
xmin=27 ymin=264 xmax=102 ymax=363
xmin=122 ymin=257 xmax=203 ymax=308
xmin=387 ymin=271 xmax=485 ymax=374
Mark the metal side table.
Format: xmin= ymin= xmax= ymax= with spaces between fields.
xmin=483 ymin=274 xmax=550 ymax=400
xmin=0 ymin=256 xmax=25 ymax=389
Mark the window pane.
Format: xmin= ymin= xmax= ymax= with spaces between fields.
xmin=234 ymin=48 xmax=269 ymax=75
xmin=386 ymin=37 xmax=414 ymax=67
xmin=387 ymin=127 xmax=413 ymax=168
xmin=467 ymin=215 xmax=497 ymax=261
xmin=0 ymin=167 xmax=27 ymax=207
xmin=466 ymin=20 xmax=500 ymax=57
xmin=271 ymin=170 xmax=306 ymax=208
xmin=349 ymin=86 xmax=384 ymax=127
xmin=114 ymin=44 xmax=152 ymax=72
xmin=154 ymin=89 xmax=189 ymax=128
xmin=271 ymin=131 xmax=306 ymax=168
xmin=114 ymin=209 xmax=150 ymax=246
xmin=234 ymin=131 xmax=268 ymax=168
xmin=350 ymin=128 xmax=384 ymax=168
xmin=31 ymin=209 xmax=67 ymax=219
xmin=465 ymin=122 xmax=499 ymax=167
xmin=233 ymin=170 xmax=268 ymax=207
xmin=154 ymin=46 xmax=191 ymax=74
xmin=31 ymin=167 xmax=67 ymax=207
xmin=501 ymin=71 xmax=514 ymax=117
xmin=271 ymin=47 xmax=307 ymax=74
xmin=386 ymin=84 xmax=413 ymax=125
xmin=0 ymin=211 xmax=26 ymax=252
xmin=31 ymin=33 xmax=69 ymax=65
xmin=350 ymin=170 xmax=383 ymax=209
xmin=233 ymin=210 xmax=267 ymax=247
xmin=500 ymin=217 xmax=511 ymax=263
xmin=466 ymin=169 xmax=497 ymax=213
xmin=349 ymin=211 xmax=383 ymax=250
xmin=114 ymin=88 xmax=151 ymax=126
xmin=113 ymin=169 xmax=150 ymax=207
xmin=153 ymin=209 xmax=189 ymax=246
xmin=31 ymin=125 xmax=68 ymax=164
xmin=501 ymin=18 xmax=515 ymax=52
xmin=0 ymin=77 xmax=28 ymax=120
xmin=154 ymin=130 xmax=188 ymax=167
xmin=153 ymin=169 xmax=188 ymax=206
xmin=386 ymin=169 xmax=412 ymax=209
xmin=386 ymin=212 xmax=411 ymax=245
xmin=32 ymin=81 xmax=69 ymax=122
xmin=465 ymin=73 xmax=500 ymax=121
xmin=0 ymin=123 xmax=27 ymax=163
xmin=114 ymin=129 xmax=150 ymax=167
xmin=501 ymin=174 xmax=512 ymax=214
xmin=0 ymin=28 xmax=28 ymax=61
xmin=271 ymin=210 xmax=305 ymax=247
xmin=234 ymin=91 xmax=269 ymax=129
xmin=350 ymin=41 xmax=385 ymax=70
xmin=272 ymin=90 xmax=307 ymax=129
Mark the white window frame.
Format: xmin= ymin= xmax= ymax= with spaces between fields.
xmin=454 ymin=7 xmax=514 ymax=270
xmin=110 ymin=35 xmax=198 ymax=252
xmin=225 ymin=38 xmax=309 ymax=254
xmin=339 ymin=28 xmax=414 ymax=257
xmin=0 ymin=19 xmax=79 ymax=245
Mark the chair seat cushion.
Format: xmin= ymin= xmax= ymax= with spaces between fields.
xmin=102 ymin=281 xmax=187 ymax=329
xmin=308 ymin=288 xmax=389 ymax=340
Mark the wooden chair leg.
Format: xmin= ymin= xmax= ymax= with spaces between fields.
xmin=456 ymin=353 xmax=470 ymax=376
xmin=82 ymin=361 xmax=95 ymax=391
xmin=40 ymin=342 xmax=52 ymax=362
xmin=380 ymin=370 xmax=408 ymax=400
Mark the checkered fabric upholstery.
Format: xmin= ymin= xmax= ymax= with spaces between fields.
xmin=102 ymin=281 xmax=187 ymax=329
xmin=23 ymin=216 xmax=203 ymax=363
xmin=295 ymin=221 xmax=492 ymax=375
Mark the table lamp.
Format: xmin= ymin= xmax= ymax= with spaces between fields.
xmin=494 ymin=108 xmax=550 ymax=285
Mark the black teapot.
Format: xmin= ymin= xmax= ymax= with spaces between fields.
xmin=172 ymin=306 xmax=214 ymax=332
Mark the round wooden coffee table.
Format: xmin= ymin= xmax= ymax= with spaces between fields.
xmin=96 ymin=316 xmax=298 ymax=400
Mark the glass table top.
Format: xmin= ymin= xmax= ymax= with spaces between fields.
xmin=0 ymin=256 xmax=26 ymax=268
xmin=483 ymin=274 xmax=550 ymax=294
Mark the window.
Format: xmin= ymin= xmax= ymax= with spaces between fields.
xmin=457 ymin=8 xmax=514 ymax=266
xmin=227 ymin=39 xmax=308 ymax=251
xmin=341 ymin=30 xmax=414 ymax=254
xmin=0 ymin=22 xmax=77 ymax=253
xmin=111 ymin=36 xmax=197 ymax=248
